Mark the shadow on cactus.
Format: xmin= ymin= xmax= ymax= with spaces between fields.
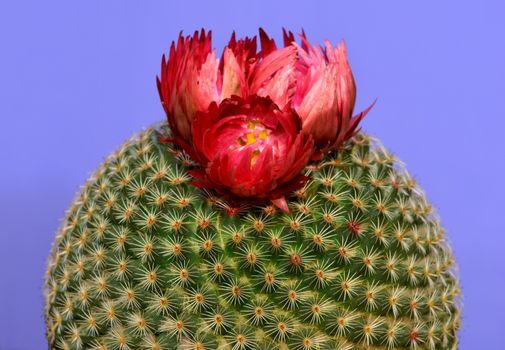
xmin=45 ymin=28 xmax=460 ymax=350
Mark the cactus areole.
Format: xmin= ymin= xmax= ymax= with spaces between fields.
xmin=45 ymin=29 xmax=460 ymax=350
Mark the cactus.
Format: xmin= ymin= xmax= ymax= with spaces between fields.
xmin=45 ymin=123 xmax=460 ymax=350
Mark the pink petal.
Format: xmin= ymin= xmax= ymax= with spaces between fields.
xmin=250 ymin=45 xmax=297 ymax=94
xmin=220 ymin=48 xmax=247 ymax=100
xmin=271 ymin=197 xmax=290 ymax=213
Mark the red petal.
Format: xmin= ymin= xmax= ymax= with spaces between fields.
xmin=282 ymin=28 xmax=295 ymax=47
xmin=259 ymin=28 xmax=277 ymax=56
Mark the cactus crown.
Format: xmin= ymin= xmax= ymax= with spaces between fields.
xmin=45 ymin=123 xmax=460 ymax=350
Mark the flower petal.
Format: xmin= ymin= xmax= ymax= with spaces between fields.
xmin=220 ymin=48 xmax=247 ymax=100
xmin=271 ymin=196 xmax=289 ymax=213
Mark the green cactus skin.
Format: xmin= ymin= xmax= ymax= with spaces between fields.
xmin=45 ymin=123 xmax=460 ymax=350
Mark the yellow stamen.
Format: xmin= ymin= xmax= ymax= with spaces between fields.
xmin=246 ymin=132 xmax=257 ymax=145
xmin=250 ymin=149 xmax=261 ymax=168
xmin=247 ymin=120 xmax=258 ymax=129
xmin=258 ymin=129 xmax=268 ymax=140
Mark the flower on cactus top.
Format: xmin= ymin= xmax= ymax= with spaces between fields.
xmin=157 ymin=28 xmax=372 ymax=210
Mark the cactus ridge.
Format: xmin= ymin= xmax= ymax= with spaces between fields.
xmin=45 ymin=123 xmax=460 ymax=350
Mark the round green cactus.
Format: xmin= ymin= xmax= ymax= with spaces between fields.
xmin=45 ymin=123 xmax=460 ymax=350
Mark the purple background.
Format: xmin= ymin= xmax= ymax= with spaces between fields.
xmin=1 ymin=1 xmax=503 ymax=349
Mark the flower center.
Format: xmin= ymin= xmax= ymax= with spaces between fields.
xmin=236 ymin=119 xmax=270 ymax=168
xmin=237 ymin=120 xmax=269 ymax=145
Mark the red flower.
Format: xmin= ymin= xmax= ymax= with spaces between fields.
xmin=253 ymin=30 xmax=374 ymax=154
xmin=185 ymin=95 xmax=313 ymax=212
